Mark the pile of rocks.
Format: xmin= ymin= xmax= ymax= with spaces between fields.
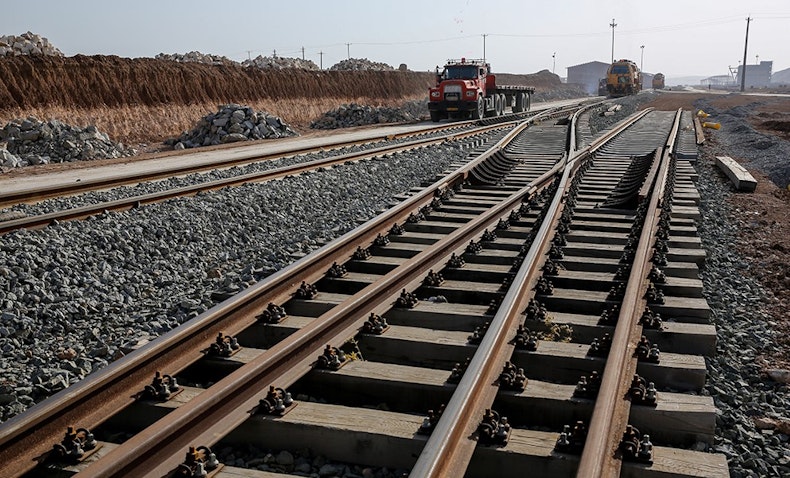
xmin=329 ymin=58 xmax=394 ymax=71
xmin=168 ymin=104 xmax=298 ymax=149
xmin=242 ymin=55 xmax=319 ymax=70
xmin=155 ymin=51 xmax=235 ymax=66
xmin=310 ymin=103 xmax=418 ymax=129
xmin=0 ymin=118 xmax=135 ymax=170
xmin=0 ymin=32 xmax=63 ymax=57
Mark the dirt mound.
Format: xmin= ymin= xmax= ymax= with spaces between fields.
xmin=0 ymin=55 xmax=435 ymax=110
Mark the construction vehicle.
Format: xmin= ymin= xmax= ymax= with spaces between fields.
xmin=428 ymin=58 xmax=535 ymax=121
xmin=652 ymin=72 xmax=665 ymax=90
xmin=606 ymin=59 xmax=642 ymax=97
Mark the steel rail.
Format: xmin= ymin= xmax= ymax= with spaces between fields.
xmin=0 ymin=123 xmax=510 ymax=235
xmin=0 ymin=109 xmax=554 ymax=478
xmin=575 ymin=109 xmax=683 ymax=478
xmin=76 ymin=120 xmax=562 ymax=477
xmin=409 ymin=107 xmax=655 ymax=477
xmin=0 ymin=100 xmax=582 ymax=210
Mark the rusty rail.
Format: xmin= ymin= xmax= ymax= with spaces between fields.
xmin=409 ymin=107 xmax=654 ymax=477
xmin=575 ymin=108 xmax=682 ymax=478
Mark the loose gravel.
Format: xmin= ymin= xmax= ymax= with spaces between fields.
xmin=0 ymin=130 xmax=504 ymax=422
xmin=694 ymin=138 xmax=790 ymax=477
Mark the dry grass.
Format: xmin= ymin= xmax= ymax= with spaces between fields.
xmin=0 ymin=94 xmax=426 ymax=148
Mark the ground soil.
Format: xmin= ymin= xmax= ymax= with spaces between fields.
xmin=642 ymin=92 xmax=790 ymax=369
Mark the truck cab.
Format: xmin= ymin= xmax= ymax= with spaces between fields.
xmin=428 ymin=58 xmax=532 ymax=122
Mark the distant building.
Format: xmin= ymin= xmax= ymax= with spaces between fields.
xmin=567 ymin=61 xmax=609 ymax=95
xmin=701 ymin=75 xmax=735 ymax=88
xmin=736 ymin=61 xmax=772 ymax=88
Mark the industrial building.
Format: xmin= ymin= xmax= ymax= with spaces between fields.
xmin=736 ymin=61 xmax=773 ymax=88
xmin=566 ymin=61 xmax=610 ymax=95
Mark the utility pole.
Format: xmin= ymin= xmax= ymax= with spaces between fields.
xmin=610 ymin=18 xmax=617 ymax=63
xmin=246 ymin=50 xmax=252 ymax=61
xmin=552 ymin=52 xmax=556 ymax=74
xmin=319 ymin=51 xmax=323 ymax=70
xmin=482 ymin=34 xmax=487 ymax=62
xmin=272 ymin=49 xmax=277 ymax=58
xmin=741 ymin=16 xmax=751 ymax=92
xmin=346 ymin=43 xmax=351 ymax=59
xmin=301 ymin=47 xmax=305 ymax=60
xmin=640 ymin=45 xmax=645 ymax=71
xmin=756 ymin=54 xmax=759 ymax=64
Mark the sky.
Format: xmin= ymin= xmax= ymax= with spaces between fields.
xmin=2 ymin=0 xmax=789 ymax=80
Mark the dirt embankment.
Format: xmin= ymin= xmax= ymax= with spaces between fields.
xmin=0 ymin=55 xmax=436 ymax=109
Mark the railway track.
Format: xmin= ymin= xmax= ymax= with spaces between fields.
xmin=0 ymin=105 xmax=728 ymax=477
xmin=0 ymin=102 xmax=584 ymax=236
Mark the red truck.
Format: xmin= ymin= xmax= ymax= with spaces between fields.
xmin=428 ymin=58 xmax=535 ymax=121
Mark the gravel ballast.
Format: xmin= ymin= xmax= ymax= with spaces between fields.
xmin=0 ymin=131 xmax=503 ymax=422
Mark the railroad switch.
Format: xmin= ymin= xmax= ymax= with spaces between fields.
xmin=628 ymin=374 xmax=658 ymax=406
xmin=555 ymin=420 xmax=587 ymax=454
xmin=644 ymin=283 xmax=665 ymax=305
xmin=498 ymin=361 xmax=527 ymax=391
xmin=639 ymin=307 xmax=663 ymax=330
xmin=258 ymin=302 xmax=287 ymax=323
xmin=524 ymin=298 xmax=548 ymax=322
xmin=447 ymin=357 xmax=471 ymax=384
xmin=51 ymin=426 xmax=98 ymax=463
xmin=588 ymin=333 xmax=613 ymax=357
xmin=447 ymin=253 xmax=465 ymax=268
xmin=207 ymin=332 xmax=240 ymax=358
xmin=477 ymin=409 xmax=511 ymax=446
xmin=496 ymin=218 xmax=510 ymax=230
xmin=396 ymin=289 xmax=418 ymax=308
xmin=362 ymin=313 xmax=389 ymax=335
xmin=535 ymin=277 xmax=554 ymax=296
xmin=257 ymin=385 xmax=295 ymax=416
xmin=389 ymin=223 xmax=405 ymax=236
xmin=465 ymin=239 xmax=483 ymax=255
xmin=513 ymin=324 xmax=538 ymax=351
xmin=316 ymin=345 xmax=348 ymax=370
xmin=373 ymin=233 xmax=390 ymax=247
xmin=417 ymin=404 xmax=446 ymax=435
xmin=423 ymin=270 xmax=445 ymax=287
xmin=635 ymin=336 xmax=661 ymax=363
xmin=174 ymin=445 xmax=220 ymax=478
xmin=352 ymin=246 xmax=371 ymax=261
xmin=619 ymin=425 xmax=654 ymax=464
xmin=468 ymin=321 xmax=490 ymax=345
xmin=295 ymin=281 xmax=318 ymax=299
xmin=481 ymin=228 xmax=497 ymax=242
xmin=326 ymin=261 xmax=348 ymax=278
xmin=573 ymin=371 xmax=602 ymax=399
xmin=141 ymin=371 xmax=181 ymax=401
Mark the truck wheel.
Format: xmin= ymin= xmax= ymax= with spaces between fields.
xmin=514 ymin=93 xmax=525 ymax=113
xmin=471 ymin=97 xmax=484 ymax=120
xmin=430 ymin=111 xmax=441 ymax=122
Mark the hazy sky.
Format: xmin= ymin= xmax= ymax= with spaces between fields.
xmin=2 ymin=0 xmax=789 ymax=78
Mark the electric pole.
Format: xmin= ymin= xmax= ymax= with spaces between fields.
xmin=346 ymin=43 xmax=351 ymax=59
xmin=610 ymin=18 xmax=617 ymax=63
xmin=319 ymin=51 xmax=323 ymax=70
xmin=741 ymin=17 xmax=751 ymax=92
xmin=272 ymin=49 xmax=277 ymax=58
xmin=482 ymin=34 xmax=487 ymax=62
xmin=552 ymin=52 xmax=556 ymax=74
xmin=301 ymin=47 xmax=305 ymax=60
xmin=246 ymin=50 xmax=252 ymax=61
xmin=640 ymin=45 xmax=645 ymax=71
